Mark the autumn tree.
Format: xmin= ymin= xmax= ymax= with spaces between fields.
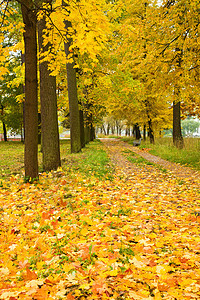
xmin=38 ymin=0 xmax=110 ymax=151
xmin=19 ymin=0 xmax=38 ymax=180
xmin=62 ymin=0 xmax=82 ymax=153
xmin=38 ymin=0 xmax=61 ymax=171
xmin=90 ymin=0 xmax=172 ymax=142
xmin=150 ymin=0 xmax=200 ymax=147
xmin=0 ymin=62 xmax=23 ymax=141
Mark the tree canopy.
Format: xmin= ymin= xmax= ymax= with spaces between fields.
xmin=0 ymin=0 xmax=199 ymax=175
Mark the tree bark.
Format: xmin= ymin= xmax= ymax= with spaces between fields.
xmin=2 ymin=121 xmax=7 ymax=141
xmin=106 ymin=123 xmax=110 ymax=135
xmin=21 ymin=52 xmax=25 ymax=143
xmin=173 ymin=100 xmax=184 ymax=148
xmin=21 ymin=1 xmax=38 ymax=180
xmin=79 ymin=107 xmax=85 ymax=148
xmin=38 ymin=13 xmax=61 ymax=171
xmin=62 ymin=0 xmax=81 ymax=153
xmin=143 ymin=125 xmax=146 ymax=141
xmin=133 ymin=124 xmax=141 ymax=139
xmin=173 ymin=48 xmax=184 ymax=149
xmin=148 ymin=119 xmax=154 ymax=144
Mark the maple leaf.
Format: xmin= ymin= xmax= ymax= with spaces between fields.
xmin=92 ymin=278 xmax=108 ymax=295
xmin=23 ymin=267 xmax=37 ymax=281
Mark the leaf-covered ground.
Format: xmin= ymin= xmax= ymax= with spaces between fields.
xmin=0 ymin=140 xmax=200 ymax=299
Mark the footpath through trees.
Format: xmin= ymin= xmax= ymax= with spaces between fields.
xmin=0 ymin=139 xmax=199 ymax=299
xmin=101 ymin=138 xmax=200 ymax=181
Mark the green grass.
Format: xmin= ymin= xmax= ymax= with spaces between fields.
xmin=0 ymin=139 xmax=114 ymax=181
xmin=64 ymin=140 xmax=114 ymax=180
xmin=122 ymin=149 xmax=168 ymax=172
xmin=121 ymin=136 xmax=200 ymax=171
xmin=127 ymin=154 xmax=154 ymax=166
xmin=0 ymin=141 xmax=25 ymax=179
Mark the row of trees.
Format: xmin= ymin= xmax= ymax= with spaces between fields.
xmin=1 ymin=0 xmax=109 ymax=180
xmin=0 ymin=0 xmax=200 ymax=180
xmin=94 ymin=0 xmax=200 ymax=147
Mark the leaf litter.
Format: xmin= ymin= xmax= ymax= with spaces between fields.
xmin=0 ymin=140 xmax=200 ymax=299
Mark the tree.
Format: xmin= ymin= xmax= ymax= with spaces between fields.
xmin=0 ymin=66 xmax=23 ymax=141
xmin=93 ymin=0 xmax=171 ymax=143
xmin=37 ymin=0 xmax=110 ymax=151
xmin=152 ymin=0 xmax=200 ymax=147
xmin=38 ymin=0 xmax=61 ymax=171
xmin=20 ymin=0 xmax=38 ymax=180
xmin=181 ymin=118 xmax=200 ymax=137
xmin=62 ymin=0 xmax=81 ymax=153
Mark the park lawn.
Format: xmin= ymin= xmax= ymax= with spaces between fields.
xmin=0 ymin=140 xmax=113 ymax=181
xmin=0 ymin=140 xmax=73 ymax=179
xmin=0 ymin=139 xmax=200 ymax=299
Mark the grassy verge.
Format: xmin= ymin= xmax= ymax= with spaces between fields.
xmin=122 ymin=149 xmax=168 ymax=173
xmin=0 ymin=139 xmax=113 ymax=180
xmin=0 ymin=141 xmax=25 ymax=179
xmin=63 ymin=140 xmax=114 ymax=180
xmin=120 ymin=136 xmax=200 ymax=171
xmin=122 ymin=149 xmax=154 ymax=166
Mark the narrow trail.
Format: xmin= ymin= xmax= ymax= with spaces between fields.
xmin=1 ymin=139 xmax=200 ymax=299
xmin=100 ymin=138 xmax=200 ymax=184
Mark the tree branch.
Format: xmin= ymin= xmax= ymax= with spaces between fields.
xmin=0 ymin=0 xmax=9 ymax=27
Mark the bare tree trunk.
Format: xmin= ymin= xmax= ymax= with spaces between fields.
xmin=38 ymin=12 xmax=61 ymax=171
xmin=21 ymin=1 xmax=38 ymax=180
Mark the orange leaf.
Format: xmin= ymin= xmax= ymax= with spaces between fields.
xmin=66 ymin=292 xmax=75 ymax=300
xmin=24 ymin=267 xmax=37 ymax=280
xmin=32 ymin=285 xmax=49 ymax=300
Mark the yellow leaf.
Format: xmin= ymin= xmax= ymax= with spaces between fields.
xmin=108 ymin=269 xmax=118 ymax=276
xmin=79 ymin=283 xmax=90 ymax=290
xmin=63 ymin=263 xmax=73 ymax=274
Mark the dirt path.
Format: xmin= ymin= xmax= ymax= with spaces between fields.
xmin=100 ymin=138 xmax=200 ymax=183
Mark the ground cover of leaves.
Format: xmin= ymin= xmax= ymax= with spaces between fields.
xmin=0 ymin=141 xmax=200 ymax=299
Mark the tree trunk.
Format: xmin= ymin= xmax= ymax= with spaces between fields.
xmin=106 ymin=123 xmax=110 ymax=136
xmin=116 ymin=123 xmax=119 ymax=136
xmin=148 ymin=119 xmax=154 ymax=144
xmin=2 ymin=121 xmax=7 ymax=141
xmin=173 ymin=101 xmax=184 ymax=148
xmin=134 ymin=124 xmax=141 ymax=140
xmin=173 ymin=49 xmax=184 ymax=149
xmin=38 ymin=112 xmax=41 ymax=145
xmin=21 ymin=2 xmax=38 ymax=180
xmin=102 ymin=124 xmax=106 ymax=135
xmin=85 ymin=125 xmax=90 ymax=144
xmin=38 ymin=14 xmax=61 ymax=171
xmin=111 ymin=125 xmax=115 ymax=135
xmin=90 ymin=123 xmax=95 ymax=141
xmin=143 ymin=125 xmax=146 ymax=141
xmin=21 ymin=52 xmax=25 ymax=143
xmin=62 ymin=0 xmax=81 ymax=153
xmin=79 ymin=109 xmax=85 ymax=148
